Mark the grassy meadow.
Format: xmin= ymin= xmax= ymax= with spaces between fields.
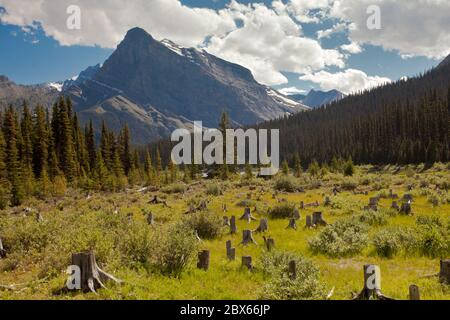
xmin=0 ymin=164 xmax=449 ymax=300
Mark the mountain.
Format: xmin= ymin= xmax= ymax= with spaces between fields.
xmin=288 ymin=89 xmax=345 ymax=108
xmin=65 ymin=27 xmax=308 ymax=144
xmin=0 ymin=76 xmax=59 ymax=109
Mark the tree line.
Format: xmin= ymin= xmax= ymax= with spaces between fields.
xmin=0 ymin=96 xmax=175 ymax=207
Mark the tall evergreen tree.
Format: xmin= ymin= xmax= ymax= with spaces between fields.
xmin=32 ymin=105 xmax=49 ymax=178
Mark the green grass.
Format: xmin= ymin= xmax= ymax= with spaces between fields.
xmin=0 ymin=164 xmax=449 ymax=300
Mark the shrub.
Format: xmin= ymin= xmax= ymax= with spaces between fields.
xmin=152 ymin=222 xmax=199 ymax=276
xmin=268 ymin=203 xmax=296 ymax=219
xmin=372 ymin=227 xmax=418 ymax=258
xmin=181 ymin=211 xmax=223 ymax=240
xmin=274 ymin=176 xmax=302 ymax=192
xmin=205 ymin=184 xmax=222 ymax=196
xmin=118 ymin=222 xmax=153 ymax=266
xmin=358 ymin=210 xmax=388 ymax=226
xmin=161 ymin=183 xmax=185 ymax=194
xmin=415 ymin=215 xmax=450 ymax=258
xmin=259 ymin=251 xmax=327 ymax=300
xmin=309 ymin=218 xmax=369 ymax=257
xmin=236 ymin=199 xmax=256 ymax=207
xmin=340 ymin=179 xmax=358 ymax=191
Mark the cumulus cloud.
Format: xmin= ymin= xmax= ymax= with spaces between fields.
xmin=300 ymin=69 xmax=391 ymax=94
xmin=341 ymin=41 xmax=363 ymax=54
xmin=329 ymin=0 xmax=450 ymax=59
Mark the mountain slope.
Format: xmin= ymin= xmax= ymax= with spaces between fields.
xmin=67 ymin=27 xmax=308 ymax=144
xmin=288 ymin=89 xmax=345 ymax=108
xmin=0 ymin=76 xmax=59 ymax=109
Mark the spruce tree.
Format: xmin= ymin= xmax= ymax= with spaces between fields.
xmin=85 ymin=121 xmax=96 ymax=172
xmin=293 ymin=153 xmax=302 ymax=177
xmin=32 ymin=105 xmax=49 ymax=178
xmin=20 ymin=103 xmax=33 ymax=175
xmin=120 ymin=125 xmax=133 ymax=175
xmin=57 ymin=97 xmax=77 ymax=180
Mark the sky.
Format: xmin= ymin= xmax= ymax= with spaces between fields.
xmin=0 ymin=0 xmax=448 ymax=95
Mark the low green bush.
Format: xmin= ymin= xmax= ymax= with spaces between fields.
xmin=274 ymin=176 xmax=303 ymax=192
xmin=268 ymin=203 xmax=296 ymax=219
xmin=372 ymin=226 xmax=418 ymax=258
xmin=181 ymin=211 xmax=223 ymax=240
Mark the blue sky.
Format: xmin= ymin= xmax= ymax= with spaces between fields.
xmin=0 ymin=0 xmax=445 ymax=94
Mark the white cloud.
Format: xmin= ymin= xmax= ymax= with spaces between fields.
xmin=329 ymin=0 xmax=450 ymax=59
xmin=341 ymin=41 xmax=362 ymax=54
xmin=317 ymin=22 xmax=347 ymax=39
xmin=300 ymin=69 xmax=391 ymax=94
xmin=205 ymin=2 xmax=345 ymax=85
xmin=278 ymin=87 xmax=307 ymax=95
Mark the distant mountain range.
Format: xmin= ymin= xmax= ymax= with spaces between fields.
xmin=288 ymin=89 xmax=345 ymax=108
xmin=0 ymin=27 xmax=308 ymax=144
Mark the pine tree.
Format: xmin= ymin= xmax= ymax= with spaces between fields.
xmin=85 ymin=121 xmax=96 ymax=172
xmin=282 ymin=160 xmax=289 ymax=175
xmin=120 ymin=124 xmax=133 ymax=175
xmin=144 ymin=151 xmax=154 ymax=185
xmin=293 ymin=153 xmax=302 ymax=177
xmin=20 ymin=103 xmax=33 ymax=175
xmin=100 ymin=121 xmax=111 ymax=169
xmin=3 ymin=107 xmax=24 ymax=206
xmin=32 ymin=105 xmax=49 ymax=178
xmin=57 ymin=97 xmax=77 ymax=180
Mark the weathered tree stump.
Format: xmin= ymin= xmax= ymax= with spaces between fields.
xmin=289 ymin=260 xmax=296 ymax=280
xmin=197 ymin=250 xmax=210 ymax=271
xmin=353 ymin=265 xmax=394 ymax=300
xmin=0 ymin=238 xmax=6 ymax=259
xmin=194 ymin=230 xmax=202 ymax=242
xmin=226 ymin=241 xmax=236 ymax=261
xmin=369 ymin=197 xmax=379 ymax=207
xmin=69 ymin=251 xmax=122 ymax=293
xmin=403 ymin=194 xmax=413 ymax=202
xmin=242 ymin=256 xmax=253 ymax=270
xmin=198 ymin=200 xmax=208 ymax=211
xmin=255 ymin=218 xmax=269 ymax=233
xmin=391 ymin=201 xmax=400 ymax=211
xmin=35 ymin=212 xmax=44 ymax=222
xmin=312 ymin=212 xmax=328 ymax=226
xmin=409 ymin=285 xmax=420 ymax=300
xmin=306 ymin=215 xmax=312 ymax=228
xmin=332 ymin=187 xmax=340 ymax=196
xmin=240 ymin=207 xmax=257 ymax=223
xmin=241 ymin=230 xmax=257 ymax=245
xmin=324 ymin=196 xmax=331 ymax=206
xmin=263 ymin=236 xmax=275 ymax=251
xmin=146 ymin=212 xmax=155 ymax=225
xmin=150 ymin=195 xmax=170 ymax=207
xmin=389 ymin=190 xmax=398 ymax=199
xmin=286 ymin=218 xmax=297 ymax=230
xmin=400 ymin=202 xmax=412 ymax=215
xmin=230 ymin=216 xmax=237 ymax=234
xmin=300 ymin=201 xmax=304 ymax=210
xmin=293 ymin=209 xmax=301 ymax=220
xmin=223 ymin=216 xmax=230 ymax=226
xmin=440 ymin=260 xmax=450 ymax=284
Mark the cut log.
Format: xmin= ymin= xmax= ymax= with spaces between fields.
xmin=69 ymin=251 xmax=122 ymax=293
xmin=254 ymin=218 xmax=269 ymax=233
xmin=289 ymin=260 xmax=296 ymax=280
xmin=409 ymin=285 xmax=420 ymax=300
xmin=0 ymin=238 xmax=6 ymax=259
xmin=306 ymin=215 xmax=312 ymax=228
xmin=241 ymin=230 xmax=257 ymax=245
xmin=440 ymin=260 xmax=450 ymax=284
xmin=353 ymin=265 xmax=394 ymax=300
xmin=230 ymin=216 xmax=237 ymax=234
xmin=293 ymin=209 xmax=301 ymax=220
xmin=242 ymin=256 xmax=253 ymax=270
xmin=312 ymin=212 xmax=328 ymax=226
xmin=197 ymin=250 xmax=210 ymax=271
xmin=263 ymin=236 xmax=275 ymax=251
xmin=223 ymin=216 xmax=230 ymax=227
xmin=240 ymin=207 xmax=257 ymax=223
xmin=286 ymin=218 xmax=297 ymax=230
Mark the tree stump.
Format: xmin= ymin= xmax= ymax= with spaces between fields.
xmin=226 ymin=241 xmax=236 ymax=261
xmin=194 ymin=230 xmax=202 ymax=242
xmin=242 ymin=256 xmax=253 ymax=270
xmin=222 ymin=204 xmax=228 ymax=213
xmin=241 ymin=230 xmax=257 ymax=245
xmin=440 ymin=260 xmax=450 ymax=284
xmin=263 ymin=236 xmax=275 ymax=251
xmin=324 ymin=196 xmax=331 ymax=206
xmin=400 ymin=202 xmax=412 ymax=215
xmin=312 ymin=212 xmax=328 ymax=226
xmin=289 ymin=260 xmax=297 ymax=280
xmin=255 ymin=218 xmax=269 ymax=233
xmin=223 ymin=216 xmax=230 ymax=226
xmin=353 ymin=265 xmax=394 ymax=300
xmin=293 ymin=209 xmax=301 ymax=220
xmin=369 ymin=197 xmax=379 ymax=207
xmin=0 ymin=238 xmax=6 ymax=259
xmin=306 ymin=215 xmax=312 ymax=228
xmin=409 ymin=285 xmax=420 ymax=300
xmin=146 ymin=212 xmax=155 ymax=225
xmin=240 ymin=207 xmax=257 ymax=223
xmin=198 ymin=200 xmax=208 ymax=211
xmin=230 ymin=216 xmax=237 ymax=234
xmin=286 ymin=218 xmax=297 ymax=230
xmin=69 ymin=251 xmax=122 ymax=293
xmin=197 ymin=250 xmax=210 ymax=271
xmin=35 ymin=212 xmax=44 ymax=222
xmin=300 ymin=201 xmax=304 ymax=210
xmin=403 ymin=194 xmax=413 ymax=202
